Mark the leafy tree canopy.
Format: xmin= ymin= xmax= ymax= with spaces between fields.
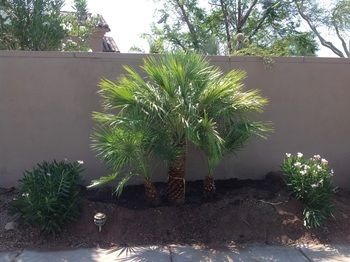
xmin=0 ymin=0 xmax=98 ymax=51
xmin=294 ymin=0 xmax=350 ymax=57
xmin=146 ymin=0 xmax=318 ymax=56
xmin=0 ymin=0 xmax=65 ymax=50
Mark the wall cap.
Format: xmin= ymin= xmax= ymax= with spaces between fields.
xmin=0 ymin=51 xmax=349 ymax=64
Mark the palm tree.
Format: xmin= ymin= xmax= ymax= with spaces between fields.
xmin=89 ymin=113 xmax=161 ymax=205
xmin=193 ymin=70 xmax=272 ymax=196
xmin=90 ymin=52 xmax=270 ymax=204
xmin=142 ymin=54 xmax=270 ymax=201
xmin=197 ymin=120 xmax=271 ymax=196
xmin=139 ymin=53 xmax=221 ymax=203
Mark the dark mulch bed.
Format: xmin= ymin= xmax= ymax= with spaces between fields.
xmin=1 ymin=173 xmax=350 ymax=251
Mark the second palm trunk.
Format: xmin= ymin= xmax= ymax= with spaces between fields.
xmin=167 ymin=145 xmax=186 ymax=204
xmin=203 ymin=175 xmax=216 ymax=197
xmin=144 ymin=177 xmax=159 ymax=205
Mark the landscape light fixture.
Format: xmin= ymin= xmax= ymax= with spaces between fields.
xmin=94 ymin=212 xmax=107 ymax=232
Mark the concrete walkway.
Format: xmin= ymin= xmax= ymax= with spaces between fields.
xmin=1 ymin=244 xmax=349 ymax=262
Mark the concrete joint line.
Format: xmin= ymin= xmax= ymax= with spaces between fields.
xmin=167 ymin=245 xmax=174 ymax=262
xmin=10 ymin=250 xmax=22 ymax=262
xmin=297 ymin=247 xmax=313 ymax=262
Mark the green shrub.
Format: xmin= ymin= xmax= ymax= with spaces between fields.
xmin=281 ymin=153 xmax=336 ymax=228
xmin=10 ymin=160 xmax=84 ymax=234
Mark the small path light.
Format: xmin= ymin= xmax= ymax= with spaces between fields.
xmin=94 ymin=212 xmax=107 ymax=232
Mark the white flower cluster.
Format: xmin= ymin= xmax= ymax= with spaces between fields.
xmin=300 ymin=170 xmax=307 ymax=176
xmin=42 ymin=11 xmax=51 ymax=16
xmin=311 ymin=154 xmax=328 ymax=165
xmin=61 ymin=22 xmax=73 ymax=31
xmin=321 ymin=159 xmax=328 ymax=165
xmin=285 ymin=152 xmax=334 ymax=177
xmin=0 ymin=10 xmax=8 ymax=19
xmin=0 ymin=10 xmax=11 ymax=25
xmin=313 ymin=154 xmax=321 ymax=160
xmin=294 ymin=162 xmax=301 ymax=167
xmin=299 ymin=164 xmax=310 ymax=175
xmin=311 ymin=178 xmax=324 ymax=188
xmin=66 ymin=39 xmax=78 ymax=46
xmin=285 ymin=152 xmax=303 ymax=158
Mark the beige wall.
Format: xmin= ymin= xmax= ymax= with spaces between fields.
xmin=1 ymin=51 xmax=350 ymax=188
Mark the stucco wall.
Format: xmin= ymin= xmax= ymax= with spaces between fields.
xmin=1 ymin=51 xmax=349 ymax=188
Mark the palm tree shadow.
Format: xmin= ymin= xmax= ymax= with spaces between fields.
xmin=93 ymin=246 xmax=170 ymax=262
xmin=171 ymin=245 xmax=243 ymax=262
xmin=298 ymin=244 xmax=350 ymax=261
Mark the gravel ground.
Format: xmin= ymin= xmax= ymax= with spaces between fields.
xmin=1 ymin=177 xmax=350 ymax=252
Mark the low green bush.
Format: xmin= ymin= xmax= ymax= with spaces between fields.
xmin=10 ymin=160 xmax=84 ymax=234
xmin=281 ymin=153 xmax=335 ymax=228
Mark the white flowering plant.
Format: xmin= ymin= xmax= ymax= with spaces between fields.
xmin=60 ymin=14 xmax=99 ymax=51
xmin=10 ymin=160 xmax=84 ymax=234
xmin=60 ymin=0 xmax=101 ymax=51
xmin=281 ymin=153 xmax=335 ymax=228
xmin=0 ymin=0 xmax=66 ymax=51
xmin=0 ymin=0 xmax=97 ymax=51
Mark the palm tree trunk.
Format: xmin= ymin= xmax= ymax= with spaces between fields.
xmin=144 ymin=177 xmax=159 ymax=206
xmin=203 ymin=175 xmax=216 ymax=198
xmin=167 ymin=143 xmax=186 ymax=204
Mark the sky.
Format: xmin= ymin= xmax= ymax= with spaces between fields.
xmin=63 ymin=0 xmax=338 ymax=57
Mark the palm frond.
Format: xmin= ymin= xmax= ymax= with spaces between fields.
xmin=224 ymin=121 xmax=273 ymax=154
xmin=114 ymin=172 xmax=137 ymax=198
xmin=87 ymin=173 xmax=118 ymax=189
xmin=98 ymin=78 xmax=136 ymax=109
xmin=192 ymin=112 xmax=224 ymax=171
xmin=91 ymin=126 xmax=144 ymax=171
